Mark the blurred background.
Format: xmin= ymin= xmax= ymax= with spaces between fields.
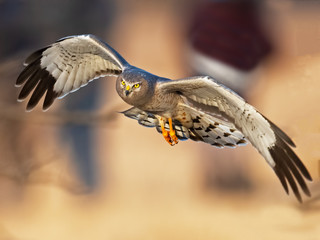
xmin=0 ymin=0 xmax=320 ymax=239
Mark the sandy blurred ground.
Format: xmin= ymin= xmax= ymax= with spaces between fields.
xmin=0 ymin=1 xmax=320 ymax=240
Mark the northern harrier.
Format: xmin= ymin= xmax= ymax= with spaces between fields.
xmin=15 ymin=34 xmax=312 ymax=202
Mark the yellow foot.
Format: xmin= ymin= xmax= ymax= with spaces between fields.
xmin=169 ymin=132 xmax=178 ymax=145
xmin=168 ymin=118 xmax=178 ymax=145
xmin=163 ymin=131 xmax=174 ymax=146
xmin=160 ymin=117 xmax=179 ymax=146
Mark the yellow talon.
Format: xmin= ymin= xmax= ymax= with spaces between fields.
xmin=160 ymin=117 xmax=178 ymax=146
xmin=168 ymin=118 xmax=178 ymax=145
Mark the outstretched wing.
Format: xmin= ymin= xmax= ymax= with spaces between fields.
xmin=158 ymin=76 xmax=312 ymax=202
xmin=16 ymin=34 xmax=128 ymax=111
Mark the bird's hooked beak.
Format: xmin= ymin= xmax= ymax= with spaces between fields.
xmin=125 ymin=85 xmax=131 ymax=96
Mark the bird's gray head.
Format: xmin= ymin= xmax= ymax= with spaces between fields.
xmin=116 ymin=70 xmax=155 ymax=107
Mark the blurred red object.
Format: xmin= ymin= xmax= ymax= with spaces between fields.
xmin=189 ymin=0 xmax=272 ymax=72
xmin=188 ymin=1 xmax=274 ymax=191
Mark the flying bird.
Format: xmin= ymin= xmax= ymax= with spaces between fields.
xmin=15 ymin=34 xmax=312 ymax=202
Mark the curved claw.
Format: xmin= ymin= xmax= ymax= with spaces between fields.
xmin=160 ymin=117 xmax=179 ymax=146
xmin=168 ymin=118 xmax=178 ymax=145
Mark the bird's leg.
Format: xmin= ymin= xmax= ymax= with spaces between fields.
xmin=160 ymin=118 xmax=172 ymax=145
xmin=168 ymin=118 xmax=178 ymax=145
xmin=159 ymin=117 xmax=178 ymax=146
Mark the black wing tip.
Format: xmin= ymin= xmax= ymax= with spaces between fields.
xmin=16 ymin=51 xmax=58 ymax=111
xmin=271 ymin=122 xmax=296 ymax=148
xmin=26 ymin=103 xmax=35 ymax=112
xmin=16 ymin=58 xmax=41 ymax=86
xmin=269 ymin=139 xmax=312 ymax=203
xmin=24 ymin=46 xmax=49 ymax=65
xmin=273 ymin=167 xmax=289 ymax=194
xmin=43 ymin=91 xmax=58 ymax=111
xmin=263 ymin=115 xmax=296 ymax=148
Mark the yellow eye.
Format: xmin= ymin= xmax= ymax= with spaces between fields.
xmin=134 ymin=83 xmax=140 ymax=88
xmin=121 ymin=80 xmax=126 ymax=86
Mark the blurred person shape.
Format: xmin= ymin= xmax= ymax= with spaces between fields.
xmin=187 ymin=0 xmax=272 ymax=192
xmin=55 ymin=0 xmax=116 ymax=190
xmin=1 ymin=0 xmax=116 ymax=190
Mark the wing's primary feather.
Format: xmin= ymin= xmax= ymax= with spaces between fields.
xmin=16 ymin=34 xmax=128 ymax=111
xmin=159 ymin=76 xmax=312 ymax=202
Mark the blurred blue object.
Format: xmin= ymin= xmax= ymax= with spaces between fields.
xmin=61 ymin=83 xmax=101 ymax=190
xmin=0 ymin=0 xmax=116 ymax=190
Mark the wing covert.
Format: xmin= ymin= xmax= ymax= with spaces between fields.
xmin=159 ymin=76 xmax=312 ymax=202
xmin=16 ymin=34 xmax=128 ymax=111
